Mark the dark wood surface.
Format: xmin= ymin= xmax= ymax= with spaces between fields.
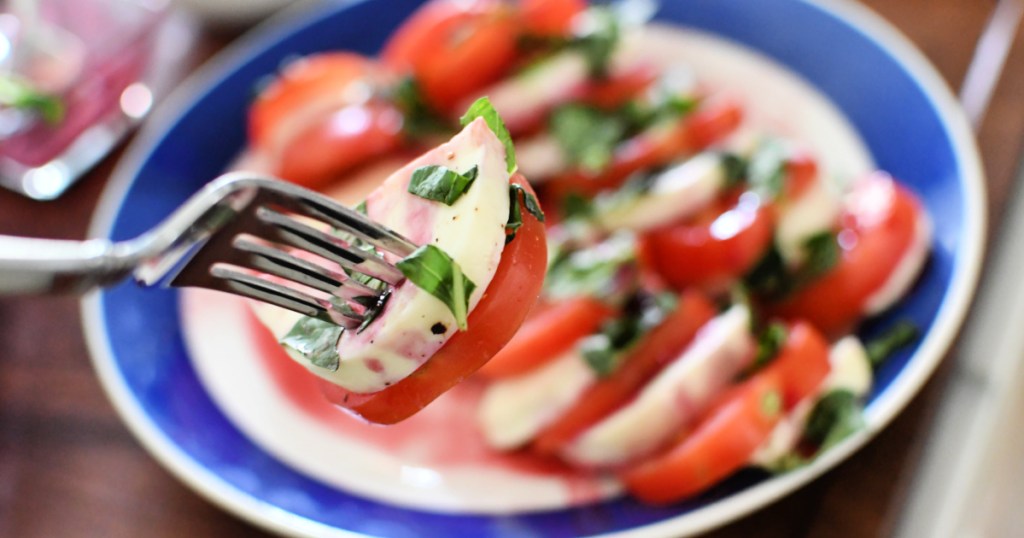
xmin=1 ymin=1 xmax=1022 ymax=536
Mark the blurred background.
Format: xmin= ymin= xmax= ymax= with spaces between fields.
xmin=0 ymin=0 xmax=1022 ymax=536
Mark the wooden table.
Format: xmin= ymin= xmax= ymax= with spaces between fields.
xmin=1 ymin=1 xmax=1022 ymax=536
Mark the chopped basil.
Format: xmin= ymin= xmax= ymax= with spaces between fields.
xmin=578 ymin=291 xmax=675 ymax=377
xmin=550 ymin=104 xmax=626 ymax=173
xmin=800 ymin=231 xmax=840 ymax=281
xmin=280 ymin=316 xmax=344 ymax=371
xmin=460 ymin=97 xmax=517 ymax=173
xmin=0 ymin=75 xmax=64 ymax=125
xmin=506 ymin=183 xmax=546 ymax=241
xmin=619 ymin=94 xmax=697 ymax=133
xmin=720 ymin=152 xmax=748 ymax=188
xmin=392 ymin=76 xmax=450 ymax=138
xmin=408 ymin=165 xmax=478 ymax=205
xmin=865 ymin=320 xmax=920 ymax=367
xmin=751 ymin=323 xmax=788 ymax=370
xmin=804 ymin=389 xmax=865 ymax=450
xmin=396 ymin=244 xmax=477 ymax=330
xmin=561 ymin=193 xmax=595 ymax=220
xmin=744 ymin=232 xmax=841 ymax=301
xmin=354 ymin=200 xmax=368 ymax=215
xmin=571 ymin=7 xmax=620 ymax=78
xmin=545 ymin=233 xmax=636 ymax=300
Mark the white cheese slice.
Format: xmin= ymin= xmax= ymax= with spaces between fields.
xmin=594 ymin=152 xmax=727 ymax=232
xmin=775 ymin=174 xmax=843 ymax=267
xmin=750 ymin=335 xmax=872 ymax=466
xmin=258 ymin=119 xmax=511 ymax=393
xmin=562 ymin=305 xmax=754 ymax=467
xmin=477 ymin=351 xmax=597 ymax=450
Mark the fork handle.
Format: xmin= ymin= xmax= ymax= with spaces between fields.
xmin=0 ymin=235 xmax=136 ymax=294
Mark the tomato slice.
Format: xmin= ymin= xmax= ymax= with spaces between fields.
xmin=476 ymin=296 xmax=616 ymax=379
xmin=620 ymin=369 xmax=784 ymax=504
xmin=772 ymin=173 xmax=926 ymax=336
xmin=642 ymin=192 xmax=775 ymax=291
xmin=249 ymin=52 xmax=378 ymax=150
xmin=532 ymin=290 xmax=717 ymax=454
xmin=519 ymin=0 xmax=585 ymax=36
xmin=274 ymin=102 xmax=405 ymax=190
xmin=761 ymin=321 xmax=831 ymax=409
xmin=382 ymin=0 xmax=520 ymax=111
xmin=545 ymin=99 xmax=743 ymax=199
xmin=319 ymin=175 xmax=547 ymax=424
xmin=573 ymin=64 xmax=661 ymax=110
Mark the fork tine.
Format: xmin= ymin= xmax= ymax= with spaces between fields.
xmin=255 ymin=207 xmax=407 ymax=286
xmin=231 ymin=236 xmax=380 ymax=300
xmin=209 ymin=264 xmax=363 ymax=329
xmin=266 ymin=192 xmax=417 ymax=258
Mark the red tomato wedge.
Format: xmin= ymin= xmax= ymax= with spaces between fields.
xmin=319 ymin=175 xmax=547 ymax=424
xmin=532 ymin=290 xmax=717 ymax=454
xmin=620 ymin=370 xmax=784 ymax=504
xmin=772 ymin=173 xmax=927 ymax=336
xmin=382 ymin=0 xmax=520 ymax=111
xmin=275 ymin=103 xmax=405 ymax=190
xmin=573 ymin=64 xmax=661 ymax=110
xmin=546 ymin=99 xmax=743 ymax=199
xmin=249 ymin=52 xmax=378 ymax=150
xmin=520 ymin=0 xmax=585 ymax=36
xmin=761 ymin=321 xmax=831 ymax=409
xmin=476 ymin=297 xmax=616 ymax=379
xmin=642 ymin=192 xmax=775 ymax=291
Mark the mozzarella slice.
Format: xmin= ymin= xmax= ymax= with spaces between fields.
xmin=515 ymin=134 xmax=567 ymax=182
xmin=562 ymin=305 xmax=754 ymax=467
xmin=775 ymin=174 xmax=842 ymax=267
xmin=478 ymin=351 xmax=597 ymax=450
xmin=750 ymin=335 xmax=872 ymax=466
xmin=594 ymin=153 xmax=727 ymax=232
xmin=259 ymin=119 xmax=511 ymax=393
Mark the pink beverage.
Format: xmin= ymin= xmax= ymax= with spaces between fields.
xmin=0 ymin=0 xmax=167 ymax=199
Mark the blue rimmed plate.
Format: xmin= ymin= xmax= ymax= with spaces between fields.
xmin=83 ymin=0 xmax=985 ymax=536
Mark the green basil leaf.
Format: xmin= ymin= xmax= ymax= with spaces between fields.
xmin=0 ymin=75 xmax=64 ymax=125
xmin=720 ymin=152 xmax=749 ymax=188
xmin=280 ymin=316 xmax=344 ymax=371
xmin=743 ymin=244 xmax=792 ymax=300
xmin=571 ymin=8 xmax=619 ymax=79
xmin=392 ymin=76 xmax=451 ymax=138
xmin=865 ymin=320 xmax=919 ymax=367
xmin=579 ymin=333 xmax=621 ymax=377
xmin=396 ymin=244 xmax=477 ymax=330
xmin=506 ymin=183 xmax=546 ymax=241
xmin=545 ymin=233 xmax=635 ymax=299
xmin=751 ymin=323 xmax=788 ymax=370
xmin=550 ymin=104 xmax=625 ymax=173
xmin=800 ymin=231 xmax=840 ymax=281
xmin=804 ymin=389 xmax=865 ymax=450
xmin=577 ymin=290 xmax=675 ymax=377
xmin=408 ymin=165 xmax=479 ymax=205
xmin=460 ymin=96 xmax=517 ymax=173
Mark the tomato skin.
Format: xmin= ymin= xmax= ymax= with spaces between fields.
xmin=620 ymin=370 xmax=784 ymax=504
xmin=320 ymin=175 xmax=547 ymax=424
xmin=382 ymin=0 xmax=520 ymax=111
xmin=532 ymin=291 xmax=717 ymax=454
xmin=573 ymin=64 xmax=661 ymax=110
xmin=249 ymin=52 xmax=376 ymax=150
xmin=476 ymin=297 xmax=616 ymax=379
xmin=546 ymin=99 xmax=743 ymax=199
xmin=762 ymin=321 xmax=831 ymax=409
xmin=520 ymin=0 xmax=585 ymax=36
xmin=642 ymin=193 xmax=775 ymax=291
xmin=772 ymin=173 xmax=926 ymax=337
xmin=275 ymin=103 xmax=405 ymax=190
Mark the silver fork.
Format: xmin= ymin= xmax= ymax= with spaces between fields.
xmin=0 ymin=172 xmax=416 ymax=329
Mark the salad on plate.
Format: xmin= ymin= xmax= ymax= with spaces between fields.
xmin=190 ymin=0 xmax=933 ymax=508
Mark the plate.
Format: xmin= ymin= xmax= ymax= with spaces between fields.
xmin=83 ymin=0 xmax=985 ymax=536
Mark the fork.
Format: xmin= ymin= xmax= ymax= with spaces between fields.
xmin=0 ymin=172 xmax=417 ymax=329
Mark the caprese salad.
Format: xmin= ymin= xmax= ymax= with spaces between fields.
xmin=244 ymin=0 xmax=931 ymax=505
